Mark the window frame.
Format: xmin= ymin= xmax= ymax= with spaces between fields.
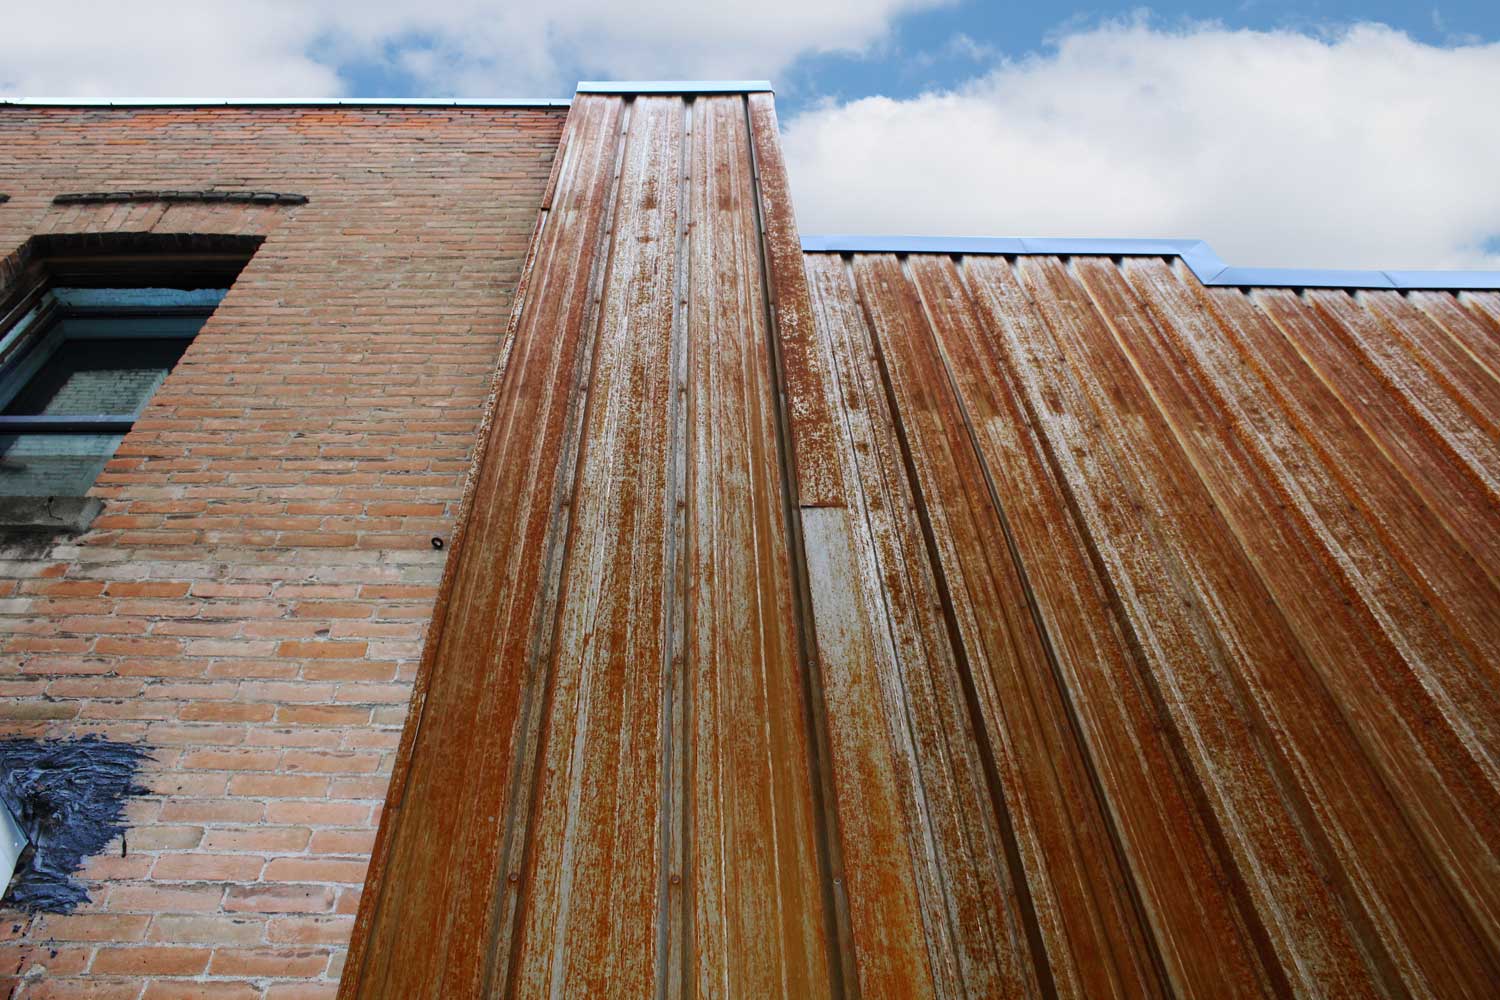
xmin=0 ymin=234 xmax=259 ymax=533
xmin=0 ymin=287 xmax=223 ymax=434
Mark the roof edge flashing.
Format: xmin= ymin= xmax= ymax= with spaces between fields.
xmin=575 ymin=80 xmax=774 ymax=95
xmin=800 ymin=234 xmax=1500 ymax=291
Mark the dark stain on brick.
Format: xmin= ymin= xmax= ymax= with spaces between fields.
xmin=0 ymin=736 xmax=152 ymax=913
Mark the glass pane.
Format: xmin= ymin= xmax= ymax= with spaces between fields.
xmin=0 ymin=432 xmax=124 ymax=497
xmin=3 ymin=339 xmax=188 ymax=417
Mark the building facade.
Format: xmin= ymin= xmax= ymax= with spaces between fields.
xmin=1 ymin=99 xmax=564 ymax=998
xmin=2 ymin=83 xmax=1499 ymax=998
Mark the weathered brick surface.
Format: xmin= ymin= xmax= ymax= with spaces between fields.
xmin=0 ymin=104 xmax=565 ymax=997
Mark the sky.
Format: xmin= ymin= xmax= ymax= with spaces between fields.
xmin=3 ymin=1 xmax=1498 ymax=269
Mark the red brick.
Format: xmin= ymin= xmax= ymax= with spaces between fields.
xmin=179 ymin=702 xmax=276 ymax=723
xmin=262 ymin=858 xmax=368 ymax=884
xmin=142 ymin=983 xmax=261 ymax=1000
xmin=0 ymin=950 xmax=93 ymax=984
xmin=146 ymin=915 xmax=268 ymax=945
xmin=300 ymin=660 xmax=396 ymax=683
xmin=0 ymin=103 xmax=564 ymax=997
xmin=264 ymin=800 xmax=369 ymax=826
xmin=21 ymin=981 xmax=143 ymax=999
xmin=264 ymin=986 xmax=339 ymax=1000
xmin=308 ymin=829 xmax=377 ymax=855
xmin=274 ymin=705 xmax=371 ymax=726
xmin=208 ymin=947 xmax=330 ymax=977
xmin=274 ymin=640 xmax=367 ymax=659
xmin=202 ymin=827 xmax=311 ymax=853
xmin=265 ymin=916 xmax=354 ymax=945
xmin=290 ymin=601 xmax=372 ymax=618
xmin=31 ymin=914 xmax=151 ymax=943
xmin=190 ymin=582 xmax=272 ymax=599
xmin=127 ymin=825 xmax=204 ymax=850
xmin=152 ymin=853 xmax=266 ymax=881
xmin=91 ymin=945 xmax=212 ymax=976
xmin=181 ymin=748 xmax=282 ymax=771
xmin=228 ymin=773 xmax=329 ymax=797
xmin=224 ymin=884 xmax=335 ymax=914
xmin=93 ymin=636 xmax=183 ymax=657
xmin=282 ymin=750 xmax=382 ymax=774
xmin=107 ymin=582 xmax=191 ymax=598
xmin=158 ymin=799 xmax=266 ymax=824
xmin=23 ymin=580 xmax=107 ymax=597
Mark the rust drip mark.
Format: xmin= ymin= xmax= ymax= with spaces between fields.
xmin=1073 ymin=257 xmax=1401 ymax=996
xmin=1111 ymin=260 xmax=1500 ymax=853
xmin=744 ymin=93 xmax=855 ymax=999
xmin=1331 ymin=302 xmax=1500 ymax=530
xmin=1257 ymin=289 xmax=1500 ymax=580
xmin=504 ymin=93 xmax=669 ymax=1000
xmin=498 ymin=93 xmax=653 ymax=999
xmin=1359 ymin=291 xmax=1500 ymax=437
xmin=1038 ymin=255 xmax=1500 ymax=992
xmin=850 ymin=254 xmax=1059 ymax=1000
xmin=1460 ymin=291 xmax=1500 ymax=337
xmin=1109 ymin=263 xmax=1500 ymax=977
xmin=955 ymin=255 xmax=1297 ymax=996
xmin=1198 ymin=280 xmax=1500 ymax=732
xmin=658 ymin=93 xmax=693 ymax=1000
xmin=927 ymin=256 xmax=1176 ymax=998
xmin=1403 ymin=291 xmax=1500 ymax=397
xmin=806 ymin=252 xmax=1046 ymax=997
xmin=1138 ymin=261 xmax=1478 ymax=996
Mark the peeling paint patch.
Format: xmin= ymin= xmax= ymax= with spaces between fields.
xmin=0 ymin=736 xmax=151 ymax=913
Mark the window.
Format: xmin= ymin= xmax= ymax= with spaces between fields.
xmin=0 ymin=287 xmax=223 ymax=499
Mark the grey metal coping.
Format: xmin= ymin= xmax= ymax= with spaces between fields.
xmin=576 ymin=81 xmax=773 ymax=95
xmin=1 ymin=97 xmax=571 ymax=108
xmin=800 ymin=235 xmax=1500 ymax=291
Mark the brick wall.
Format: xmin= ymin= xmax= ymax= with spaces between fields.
xmin=0 ymin=104 xmax=565 ymax=998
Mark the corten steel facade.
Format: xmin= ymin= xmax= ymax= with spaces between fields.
xmin=2 ymin=81 xmax=1500 ymax=999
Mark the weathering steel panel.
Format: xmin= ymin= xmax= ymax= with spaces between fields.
xmin=346 ymin=86 xmax=1500 ymax=997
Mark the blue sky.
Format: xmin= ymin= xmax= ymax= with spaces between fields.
xmin=774 ymin=2 xmax=1498 ymax=112
xmin=321 ymin=2 xmax=1500 ymax=113
xmin=4 ymin=1 xmax=1499 ymax=268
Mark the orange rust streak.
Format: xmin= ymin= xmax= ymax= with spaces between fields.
xmin=685 ymin=94 xmax=831 ymax=998
xmin=1253 ymin=289 xmax=1500 ymax=586
xmin=803 ymin=253 xmax=1041 ymax=999
xmin=858 ymin=253 xmax=1160 ymax=998
xmin=1201 ymin=285 xmax=1500 ymax=683
xmin=510 ymin=94 xmax=681 ymax=998
xmin=966 ymin=254 xmax=1381 ymax=998
xmin=1021 ymin=254 xmax=1497 ymax=996
xmin=1306 ymin=291 xmax=1500 ymax=498
xmin=343 ymin=93 xmax=625 ymax=1000
xmin=345 ymin=88 xmax=1500 ymax=999
xmin=1360 ymin=290 xmax=1500 ymax=435
xmin=901 ymin=251 xmax=1277 ymax=996
xmin=1096 ymin=257 xmax=1500 ymax=967
xmin=745 ymin=92 xmax=843 ymax=509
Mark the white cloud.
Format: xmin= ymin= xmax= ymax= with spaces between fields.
xmin=781 ymin=21 xmax=1500 ymax=268
xmin=0 ymin=0 xmax=945 ymax=98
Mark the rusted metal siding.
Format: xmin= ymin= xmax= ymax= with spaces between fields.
xmin=345 ymin=85 xmax=1500 ymax=997
xmin=344 ymin=89 xmax=835 ymax=998
xmin=793 ymin=252 xmax=1500 ymax=998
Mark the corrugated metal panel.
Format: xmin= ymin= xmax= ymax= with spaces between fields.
xmin=345 ymin=85 xmax=1500 ymax=996
xmin=791 ymin=251 xmax=1500 ymax=997
xmin=343 ymin=88 xmax=838 ymax=998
